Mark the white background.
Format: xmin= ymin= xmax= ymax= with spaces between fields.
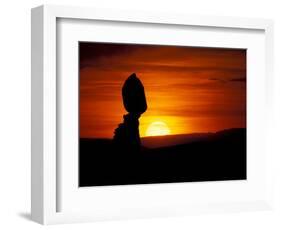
xmin=0 ymin=0 xmax=281 ymax=229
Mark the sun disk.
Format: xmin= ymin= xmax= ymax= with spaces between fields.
xmin=145 ymin=121 xmax=171 ymax=137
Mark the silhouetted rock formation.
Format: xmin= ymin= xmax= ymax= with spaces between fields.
xmin=113 ymin=73 xmax=147 ymax=152
xmin=122 ymin=73 xmax=147 ymax=114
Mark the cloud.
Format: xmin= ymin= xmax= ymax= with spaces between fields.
xmin=208 ymin=77 xmax=246 ymax=83
xmin=208 ymin=78 xmax=226 ymax=83
xmin=229 ymin=77 xmax=246 ymax=82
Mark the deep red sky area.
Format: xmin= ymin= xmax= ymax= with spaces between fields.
xmin=79 ymin=42 xmax=246 ymax=138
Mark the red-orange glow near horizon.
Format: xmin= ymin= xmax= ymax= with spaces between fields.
xmin=79 ymin=43 xmax=246 ymax=138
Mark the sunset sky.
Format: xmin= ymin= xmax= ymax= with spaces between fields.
xmin=79 ymin=42 xmax=246 ymax=138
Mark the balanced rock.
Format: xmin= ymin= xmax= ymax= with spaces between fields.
xmin=122 ymin=73 xmax=147 ymax=115
xmin=113 ymin=73 xmax=147 ymax=153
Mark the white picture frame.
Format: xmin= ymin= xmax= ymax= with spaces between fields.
xmin=31 ymin=5 xmax=274 ymax=225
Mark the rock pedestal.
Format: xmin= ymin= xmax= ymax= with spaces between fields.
xmin=113 ymin=73 xmax=147 ymax=152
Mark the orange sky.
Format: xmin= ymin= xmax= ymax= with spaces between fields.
xmin=79 ymin=42 xmax=246 ymax=138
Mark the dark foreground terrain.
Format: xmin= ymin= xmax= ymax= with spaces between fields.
xmin=79 ymin=128 xmax=246 ymax=186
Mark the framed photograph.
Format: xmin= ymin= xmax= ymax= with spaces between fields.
xmin=31 ymin=5 xmax=274 ymax=225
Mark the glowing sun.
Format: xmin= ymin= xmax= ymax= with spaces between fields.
xmin=145 ymin=121 xmax=171 ymax=137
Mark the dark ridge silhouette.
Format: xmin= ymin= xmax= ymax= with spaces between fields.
xmin=79 ymin=128 xmax=246 ymax=187
xmin=142 ymin=132 xmax=213 ymax=149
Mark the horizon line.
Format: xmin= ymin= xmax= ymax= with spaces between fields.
xmin=80 ymin=127 xmax=246 ymax=139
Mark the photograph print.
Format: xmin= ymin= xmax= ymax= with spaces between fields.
xmin=79 ymin=42 xmax=246 ymax=187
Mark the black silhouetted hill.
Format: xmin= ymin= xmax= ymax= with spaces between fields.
xmin=79 ymin=128 xmax=246 ymax=186
xmin=141 ymin=132 xmax=213 ymax=148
